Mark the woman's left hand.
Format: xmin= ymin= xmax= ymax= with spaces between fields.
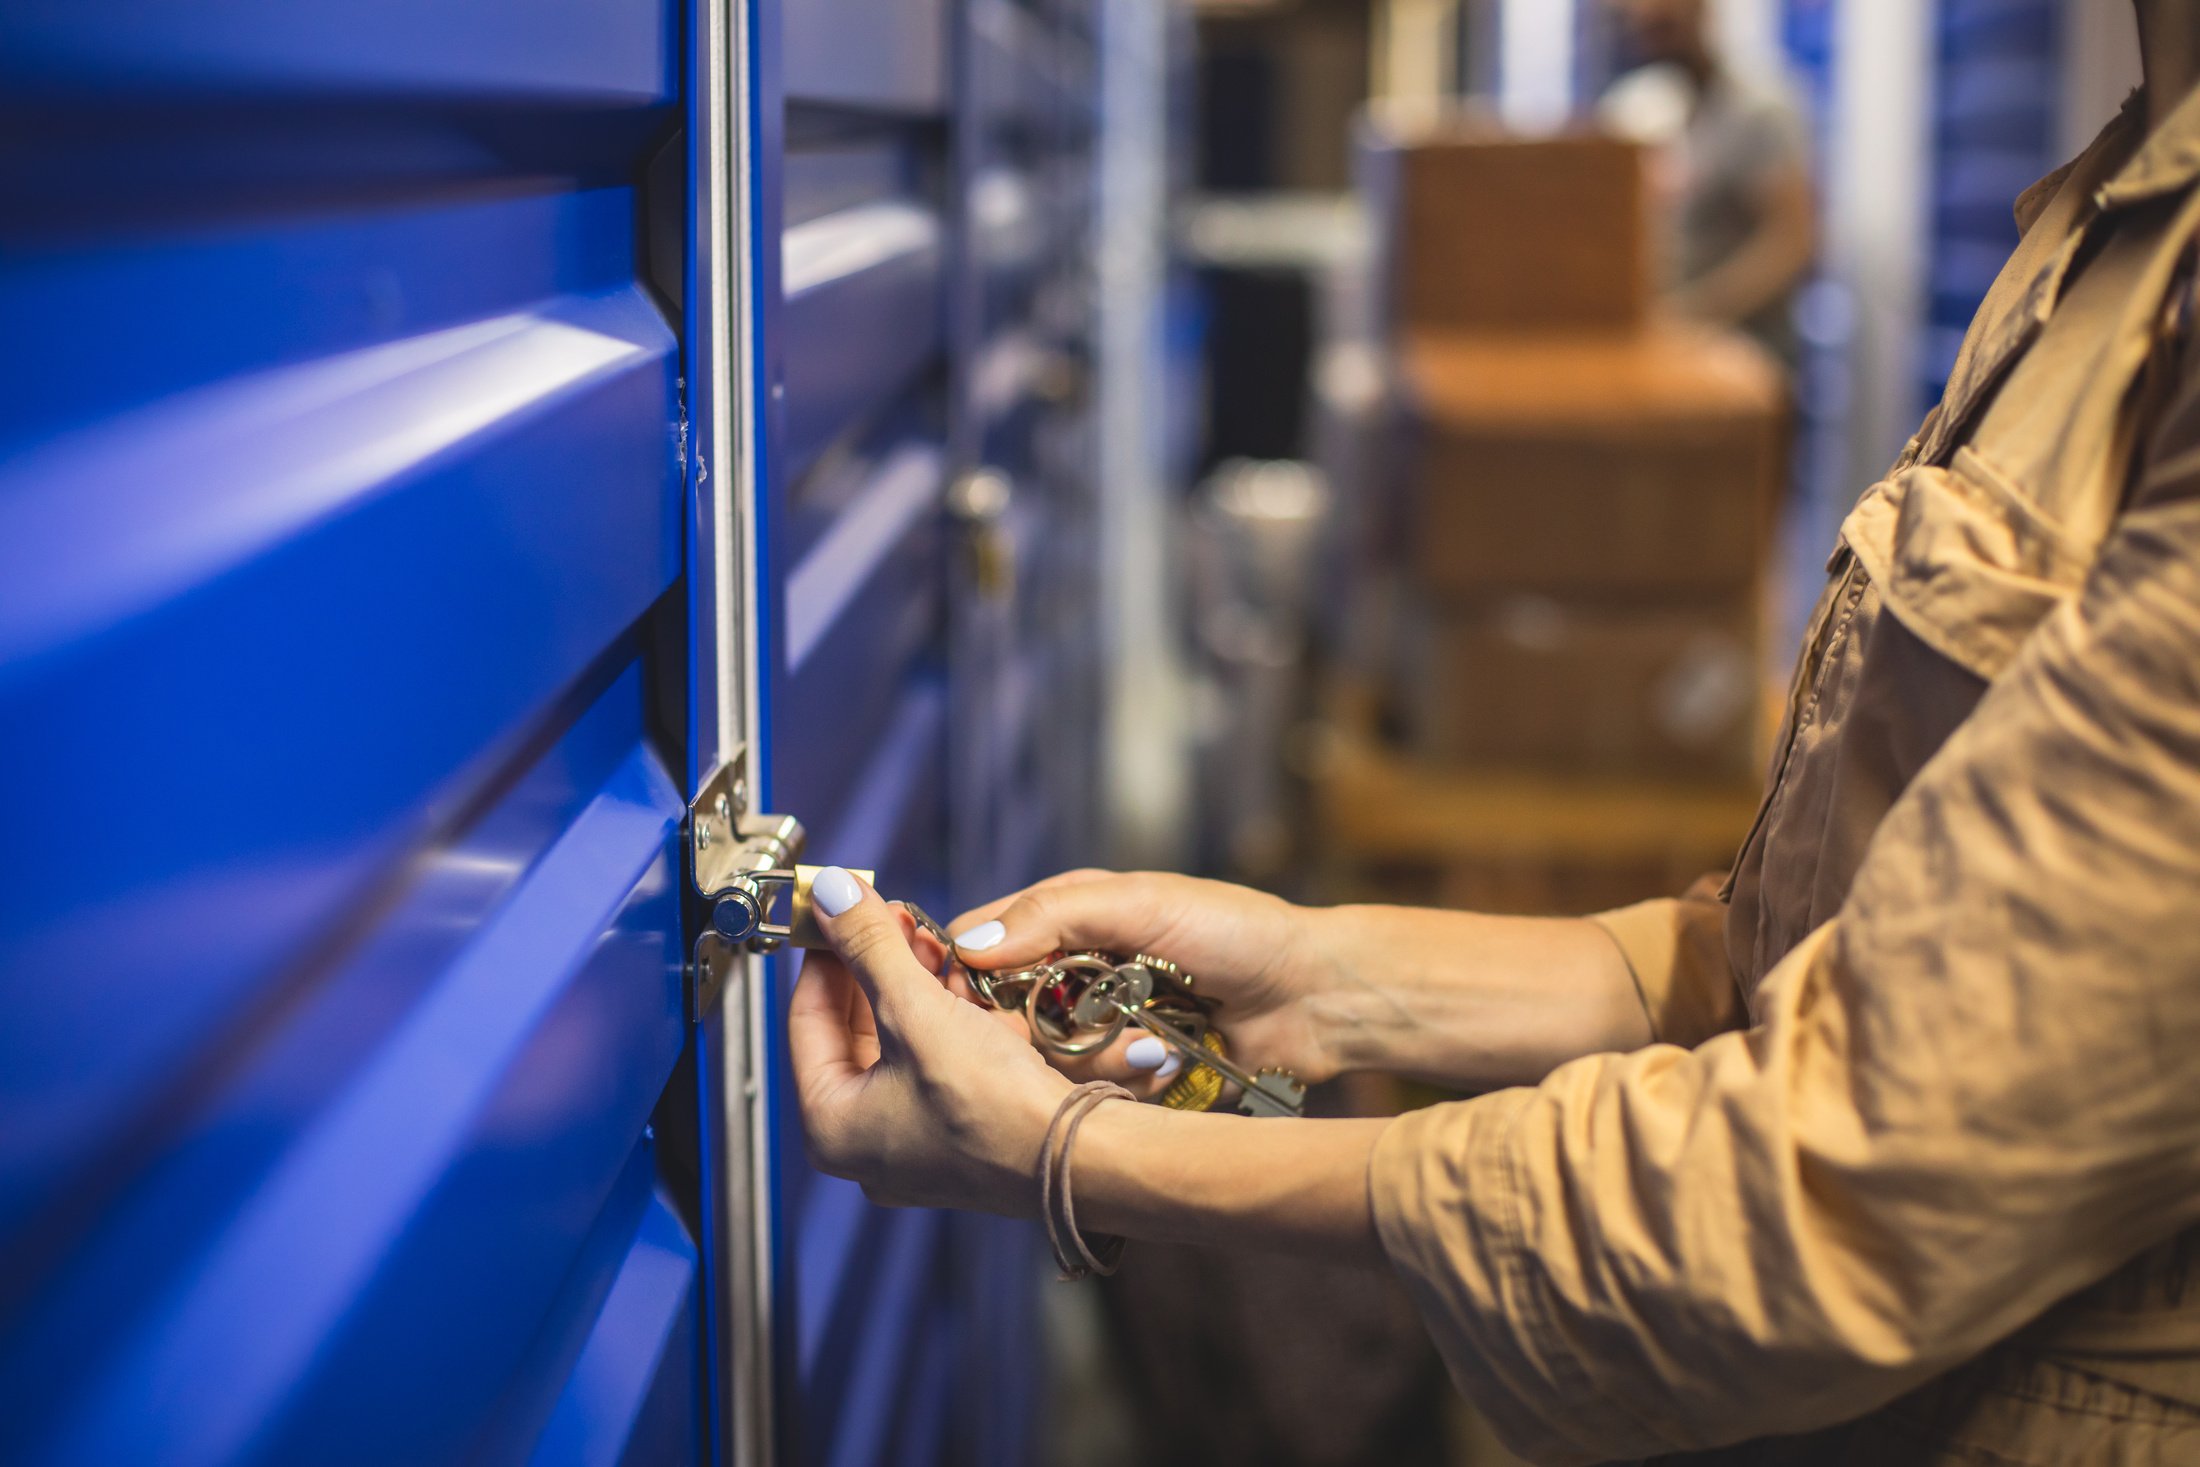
xmin=788 ymin=867 xmax=1070 ymax=1215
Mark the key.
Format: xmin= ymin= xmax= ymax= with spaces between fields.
xmin=1114 ymin=1003 xmax=1305 ymax=1118
xmin=968 ymin=946 xmax=1307 ymax=1118
xmin=825 ymin=892 xmax=1308 ymax=1118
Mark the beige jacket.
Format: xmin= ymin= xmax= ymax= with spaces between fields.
xmin=1371 ymin=90 xmax=2200 ymax=1466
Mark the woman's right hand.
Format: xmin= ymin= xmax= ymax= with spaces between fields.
xmin=945 ymin=870 xmax=1344 ymax=1097
xmin=947 ymin=869 xmax=1659 ymax=1097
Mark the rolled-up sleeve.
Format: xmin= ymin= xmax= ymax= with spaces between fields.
xmin=1371 ymin=488 xmax=2200 ymax=1464
xmin=1588 ymin=875 xmax=1744 ymax=1050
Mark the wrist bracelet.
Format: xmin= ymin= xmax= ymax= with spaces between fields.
xmin=1039 ymin=1081 xmax=1134 ymax=1281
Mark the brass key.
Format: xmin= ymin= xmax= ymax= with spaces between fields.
xmin=951 ymin=940 xmax=1307 ymax=1118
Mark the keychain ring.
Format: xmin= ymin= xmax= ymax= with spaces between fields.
xmin=1025 ymin=953 xmax=1131 ymax=1055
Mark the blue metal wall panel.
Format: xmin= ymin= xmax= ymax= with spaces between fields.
xmin=2 ymin=286 xmax=679 ymax=1227
xmin=781 ymin=207 xmax=951 ymax=478
xmin=786 ymin=0 xmax=951 ymax=112
xmin=0 ymin=1 xmax=699 ymax=1461
xmin=1925 ymin=0 xmax=2061 ymax=403
xmin=755 ymin=0 xmax=1096 ymax=1458
xmin=525 ymin=1185 xmax=703 ymax=1467
xmin=1 ymin=1 xmax=670 ymax=98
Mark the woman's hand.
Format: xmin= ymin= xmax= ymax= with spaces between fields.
xmin=948 ymin=870 xmax=1656 ymax=1095
xmin=944 ymin=870 xmax=1346 ymax=1096
xmin=789 ymin=868 xmax=1068 ymax=1214
xmin=786 ymin=864 xmax=1389 ymax=1254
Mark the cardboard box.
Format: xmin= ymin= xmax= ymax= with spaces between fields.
xmin=1308 ymin=703 xmax=1763 ymax=870
xmin=1406 ymin=597 xmax=1764 ymax=783
xmin=1394 ymin=131 xmax=1651 ymax=335
xmin=1403 ymin=327 xmax=1785 ymax=600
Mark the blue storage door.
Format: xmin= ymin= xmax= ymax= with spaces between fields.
xmin=954 ymin=0 xmax=1104 ymax=909
xmin=756 ymin=0 xmax=987 ymax=1462
xmin=748 ymin=0 xmax=1103 ymax=1458
xmin=936 ymin=13 xmax=1104 ymax=1458
xmin=0 ymin=5 xmax=704 ymax=1465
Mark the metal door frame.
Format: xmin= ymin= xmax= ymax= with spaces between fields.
xmin=688 ymin=0 xmax=775 ymax=1457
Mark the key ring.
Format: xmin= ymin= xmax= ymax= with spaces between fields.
xmin=973 ymin=947 xmax=1307 ymax=1118
xmin=890 ymin=897 xmax=1306 ymax=1117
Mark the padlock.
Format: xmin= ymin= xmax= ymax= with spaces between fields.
xmin=711 ymin=864 xmax=876 ymax=951
xmin=948 ymin=469 xmax=1017 ymax=604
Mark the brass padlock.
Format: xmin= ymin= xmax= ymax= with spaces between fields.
xmin=711 ymin=864 xmax=875 ymax=951
xmin=786 ymin=864 xmax=874 ymax=947
xmin=948 ymin=469 xmax=1016 ymax=604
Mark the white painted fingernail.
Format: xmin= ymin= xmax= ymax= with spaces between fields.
xmin=811 ymin=866 xmax=862 ymax=917
xmin=956 ymin=920 xmax=1006 ymax=951
xmin=1155 ymin=1055 xmax=1184 ymax=1081
xmin=1124 ymin=1036 xmax=1167 ymax=1071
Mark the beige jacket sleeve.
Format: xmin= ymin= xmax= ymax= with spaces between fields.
xmin=1588 ymin=875 xmax=1744 ymax=1049
xmin=1370 ymin=485 xmax=2200 ymax=1462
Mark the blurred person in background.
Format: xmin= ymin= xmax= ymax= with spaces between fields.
xmin=1598 ymin=0 xmax=1815 ymax=367
xmin=793 ymin=2 xmax=2200 ymax=1464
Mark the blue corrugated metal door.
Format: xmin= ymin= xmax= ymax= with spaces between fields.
xmin=0 ymin=4 xmax=705 ymax=1464
xmin=756 ymin=0 xmax=973 ymax=1452
xmin=753 ymin=0 xmax=1099 ymax=1459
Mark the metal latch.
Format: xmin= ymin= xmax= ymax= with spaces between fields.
xmin=686 ymin=757 xmax=791 ymax=1021
xmin=690 ymin=757 xmax=811 ymax=950
xmin=687 ymin=757 xmax=878 ymax=1019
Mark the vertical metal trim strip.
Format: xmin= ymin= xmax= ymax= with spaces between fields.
xmin=698 ymin=941 xmax=769 ymax=1467
xmin=732 ymin=0 xmax=784 ymax=1454
xmin=693 ymin=0 xmax=775 ymax=1451
xmin=732 ymin=0 xmax=779 ymax=1444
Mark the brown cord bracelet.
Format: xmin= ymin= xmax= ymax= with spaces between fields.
xmin=1039 ymin=1081 xmax=1135 ymax=1280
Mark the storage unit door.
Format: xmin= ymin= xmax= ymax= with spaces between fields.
xmin=753 ymin=0 xmax=1098 ymax=1458
xmin=953 ymin=0 xmax=1105 ymax=908
xmin=0 ymin=5 xmax=702 ymax=1465
xmin=762 ymin=2 xmax=966 ymax=1461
